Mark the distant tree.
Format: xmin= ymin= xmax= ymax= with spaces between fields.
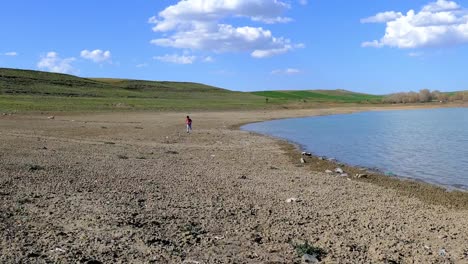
xmin=452 ymin=92 xmax=464 ymax=101
xmin=418 ymin=89 xmax=431 ymax=102
xmin=408 ymin=92 xmax=420 ymax=103
xmin=431 ymin=90 xmax=441 ymax=100
xmin=438 ymin=93 xmax=449 ymax=102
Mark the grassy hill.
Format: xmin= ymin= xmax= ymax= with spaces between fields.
xmin=0 ymin=68 xmax=383 ymax=112
xmin=252 ymin=89 xmax=383 ymax=103
xmin=0 ymin=68 xmax=267 ymax=111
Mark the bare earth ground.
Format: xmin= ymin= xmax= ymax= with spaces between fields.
xmin=1 ymin=107 xmax=467 ymax=263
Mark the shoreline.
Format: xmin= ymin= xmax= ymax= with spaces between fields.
xmin=237 ymin=106 xmax=468 ymax=210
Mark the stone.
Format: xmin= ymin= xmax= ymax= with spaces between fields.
xmin=355 ymin=174 xmax=368 ymax=178
xmin=325 ymin=170 xmax=333 ymax=174
xmin=300 ymin=158 xmax=306 ymax=163
xmin=318 ymin=156 xmax=324 ymax=160
xmin=302 ymin=253 xmax=319 ymax=263
xmin=47 ymin=116 xmax=55 ymax=119
xmin=334 ymin=168 xmax=344 ymax=174
xmin=286 ymin=197 xmax=300 ymax=203
xmin=340 ymin=173 xmax=349 ymax=177
xmin=302 ymin=152 xmax=312 ymax=156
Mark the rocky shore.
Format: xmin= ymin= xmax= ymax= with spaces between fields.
xmin=1 ymin=108 xmax=467 ymax=263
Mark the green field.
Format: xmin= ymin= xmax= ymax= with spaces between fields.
xmin=252 ymin=90 xmax=383 ymax=103
xmin=0 ymin=68 xmax=384 ymax=112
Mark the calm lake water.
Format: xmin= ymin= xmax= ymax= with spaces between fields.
xmin=242 ymin=108 xmax=468 ymax=190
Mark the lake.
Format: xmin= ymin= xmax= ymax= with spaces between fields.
xmin=242 ymin=108 xmax=468 ymax=190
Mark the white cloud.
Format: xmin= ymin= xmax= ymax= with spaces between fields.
xmin=80 ymin=49 xmax=112 ymax=63
xmin=361 ymin=0 xmax=468 ymax=49
xmin=361 ymin=40 xmax=384 ymax=48
xmin=149 ymin=0 xmax=303 ymax=58
xmin=203 ymin=56 xmax=214 ymax=62
xmin=298 ymin=0 xmax=308 ymax=6
xmin=3 ymin=52 xmax=18 ymax=56
xmin=361 ymin=11 xmax=403 ymax=23
xmin=154 ymin=54 xmax=197 ymax=64
xmin=422 ymin=0 xmax=460 ymax=12
xmin=271 ymin=68 xmax=301 ymax=75
xmin=37 ymin=52 xmax=77 ymax=74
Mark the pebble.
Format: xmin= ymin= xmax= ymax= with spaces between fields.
xmin=300 ymin=158 xmax=306 ymax=163
xmin=302 ymin=254 xmax=319 ymax=263
xmin=334 ymin=168 xmax=344 ymax=174
xmin=325 ymin=170 xmax=333 ymax=174
xmin=286 ymin=197 xmax=300 ymax=203
xmin=340 ymin=173 xmax=349 ymax=177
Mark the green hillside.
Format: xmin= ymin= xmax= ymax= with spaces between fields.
xmin=0 ymin=68 xmax=384 ymax=112
xmin=252 ymin=89 xmax=383 ymax=103
xmin=0 ymin=68 xmax=265 ymax=111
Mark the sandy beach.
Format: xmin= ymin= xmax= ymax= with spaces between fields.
xmin=1 ymin=106 xmax=467 ymax=263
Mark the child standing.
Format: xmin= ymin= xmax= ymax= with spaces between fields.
xmin=185 ymin=116 xmax=192 ymax=133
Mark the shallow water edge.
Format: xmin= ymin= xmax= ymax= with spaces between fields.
xmin=238 ymin=107 xmax=468 ymax=209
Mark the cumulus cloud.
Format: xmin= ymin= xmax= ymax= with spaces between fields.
xmin=361 ymin=0 xmax=468 ymax=49
xmin=422 ymin=0 xmax=460 ymax=12
xmin=3 ymin=52 xmax=18 ymax=56
xmin=271 ymin=68 xmax=301 ymax=75
xmin=80 ymin=49 xmax=112 ymax=63
xmin=37 ymin=52 xmax=77 ymax=74
xmin=149 ymin=0 xmax=303 ymax=58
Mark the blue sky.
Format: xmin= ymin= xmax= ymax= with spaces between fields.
xmin=1 ymin=0 xmax=468 ymax=94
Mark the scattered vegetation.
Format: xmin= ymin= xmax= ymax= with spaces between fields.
xmin=294 ymin=241 xmax=327 ymax=259
xmin=117 ymin=155 xmax=128 ymax=160
xmin=294 ymin=241 xmax=327 ymax=258
xmin=27 ymin=164 xmax=45 ymax=171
